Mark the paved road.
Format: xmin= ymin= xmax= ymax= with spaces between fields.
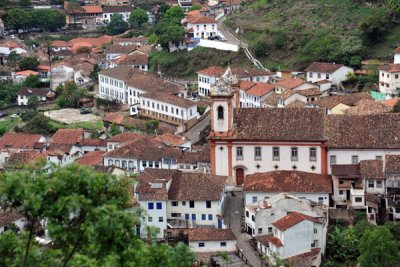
xmin=183 ymin=112 xmax=210 ymax=144
xmin=217 ymin=16 xmax=246 ymax=47
xmin=224 ymin=192 xmax=263 ymax=267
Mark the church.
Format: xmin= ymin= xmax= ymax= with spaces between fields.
xmin=209 ymin=67 xmax=400 ymax=186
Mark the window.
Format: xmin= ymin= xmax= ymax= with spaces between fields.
xmin=376 ymin=155 xmax=382 ymax=160
xmin=252 ymin=196 xmax=257 ymax=203
xmin=155 ymin=162 xmax=160 ymax=168
xmin=172 ymin=201 xmax=178 ymax=206
xmin=189 ymin=201 xmax=195 ymax=208
xmin=355 ymin=197 xmax=363 ymax=203
xmin=121 ymin=160 xmax=126 ymax=168
xmin=208 ymin=214 xmax=213 ymax=221
xmin=310 ymin=147 xmax=317 ymax=161
xmin=326 ymin=74 xmax=330 ymax=79
xmin=198 ymin=242 xmax=205 ymax=247
xmin=108 ymin=159 xmax=113 ymax=165
xmin=314 ymin=228 xmax=318 ymax=234
xmin=258 ymin=228 xmax=262 ymax=234
xmin=318 ymin=197 xmax=324 ymax=204
xmin=273 ymin=147 xmax=280 ymax=160
xmin=255 ymin=147 xmax=262 ymax=160
xmin=206 ymin=201 xmax=211 ymax=208
xmin=268 ymin=227 xmax=272 ymax=233
xmin=220 ymin=242 xmax=227 ymax=247
xmin=309 ymin=72 xmax=313 ymax=78
xmin=317 ymin=73 xmax=321 ymax=78
xmin=149 ymin=161 xmax=153 ymax=168
xmin=339 ymin=190 xmax=344 ymax=195
xmin=192 ymin=214 xmax=196 ymax=220
xmin=115 ymin=160 xmax=120 ymax=167
xmin=142 ymin=161 xmax=147 ymax=168
xmin=251 ymin=215 xmax=255 ymax=222
xmin=171 ymin=213 xmax=180 ymax=218
xmin=245 ymin=211 xmax=249 ymax=218
xmin=396 ymin=74 xmax=399 ymax=79
xmin=330 ymin=155 xmax=337 ymax=164
xmin=377 ymin=181 xmax=382 ymax=188
xmin=159 ymin=217 xmax=163 ymax=222
xmin=185 ymin=214 xmax=189 ymax=220
xmin=201 ymin=214 xmax=206 ymax=220
xmin=148 ymin=217 xmax=152 ymax=222
xmin=368 ymin=180 xmax=374 ymax=188
xmin=217 ymin=106 xmax=224 ymax=119
xmin=156 ymin=202 xmax=162 ymax=209
xmin=182 ymin=201 xmax=186 ymax=206
xmin=291 ymin=147 xmax=298 ymax=161
xmin=148 ymin=203 xmax=154 ymax=210
xmin=352 ymin=155 xmax=359 ymax=164
xmin=236 ymin=147 xmax=243 ymax=160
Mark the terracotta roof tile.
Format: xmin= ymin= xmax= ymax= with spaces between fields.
xmin=232 ymin=67 xmax=271 ymax=78
xmin=113 ymin=36 xmax=148 ymax=44
xmin=106 ymin=44 xmax=138 ymax=54
xmin=331 ymin=164 xmax=360 ymax=176
xmin=52 ymin=40 xmax=69 ymax=47
xmin=305 ymin=62 xmax=345 ymax=73
xmin=382 ymin=98 xmax=399 ymax=108
xmin=395 ymin=47 xmax=400 ymax=53
xmin=268 ymin=236 xmax=283 ymax=247
xmin=68 ymin=35 xmax=112 ymax=48
xmin=178 ymin=149 xmax=210 ymax=164
xmin=385 ymin=155 xmax=400 ymax=174
xmin=272 ymin=212 xmax=321 ymax=232
xmin=188 ymin=228 xmax=235 ymax=242
xmin=310 ymin=93 xmax=371 ymax=109
xmin=168 ymin=172 xmax=226 ymax=201
xmin=360 ymin=160 xmax=384 ymax=179
xmin=0 ymin=133 xmax=42 ymax=150
xmin=153 ymin=133 xmax=188 ymax=147
xmin=6 ymin=151 xmax=46 ymax=166
xmin=114 ymin=53 xmax=148 ymax=65
xmin=78 ymin=139 xmax=107 ymax=147
xmin=82 ymin=5 xmax=103 ymax=13
xmin=245 ymin=83 xmax=275 ymax=97
xmin=103 ymin=113 xmax=125 ymax=124
xmin=344 ymin=99 xmax=391 ymax=115
xmin=18 ymin=87 xmax=52 ymax=98
xmin=197 ymin=66 xmax=225 ymax=76
xmin=51 ymin=129 xmax=84 ymax=145
xmin=0 ymin=211 xmax=24 ymax=227
xmin=231 ymin=108 xmax=326 ymax=141
xmin=285 ymin=100 xmax=306 ymax=108
xmin=102 ymin=5 xmax=133 ymax=13
xmin=287 ymin=248 xmax=321 ymax=267
xmin=76 ymin=150 xmax=106 ymax=166
xmin=243 ymin=171 xmax=332 ymax=193
xmin=379 ymin=64 xmax=400 ymax=73
xmin=188 ymin=16 xmax=216 ymax=24
xmin=107 ymin=132 xmax=148 ymax=143
xmin=47 ymin=143 xmax=74 ymax=154
xmin=15 ymin=70 xmax=38 ymax=77
xmin=297 ymin=88 xmax=322 ymax=96
xmin=275 ymin=78 xmax=306 ymax=90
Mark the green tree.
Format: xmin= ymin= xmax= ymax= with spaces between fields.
xmin=392 ymin=99 xmax=400 ymax=112
xmin=109 ymin=123 xmax=121 ymax=136
xmin=89 ymin=64 xmax=101 ymax=81
xmin=358 ymin=226 xmax=400 ymax=267
xmin=0 ymin=81 xmax=21 ymax=107
xmin=27 ymin=95 xmax=39 ymax=111
xmin=0 ymin=163 xmax=195 ymax=266
xmin=23 ymin=75 xmax=41 ymax=88
xmin=145 ymin=120 xmax=159 ymax=134
xmin=4 ymin=9 xmax=32 ymax=31
xmin=108 ymin=13 xmax=129 ymax=35
xmin=129 ymin=8 xmax=148 ymax=28
xmin=31 ymin=9 xmax=66 ymax=32
xmin=164 ymin=6 xmax=184 ymax=22
xmin=327 ymin=227 xmax=359 ymax=263
xmin=19 ymin=0 xmax=31 ymax=7
xmin=6 ymin=51 xmax=22 ymax=71
xmin=22 ymin=113 xmax=55 ymax=134
xmin=385 ymin=0 xmax=400 ymax=17
xmin=65 ymin=2 xmax=84 ymax=26
xmin=57 ymin=81 xmax=86 ymax=108
xmin=188 ymin=4 xmax=202 ymax=12
xmin=19 ymin=56 xmax=40 ymax=71
xmin=359 ymin=8 xmax=390 ymax=44
xmin=154 ymin=19 xmax=185 ymax=48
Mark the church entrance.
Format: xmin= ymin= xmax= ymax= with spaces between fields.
xmin=236 ymin=168 xmax=244 ymax=185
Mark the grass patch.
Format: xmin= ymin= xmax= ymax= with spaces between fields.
xmin=0 ymin=118 xmax=21 ymax=136
xmin=49 ymin=119 xmax=104 ymax=131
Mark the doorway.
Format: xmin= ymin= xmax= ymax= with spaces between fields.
xmin=236 ymin=168 xmax=244 ymax=185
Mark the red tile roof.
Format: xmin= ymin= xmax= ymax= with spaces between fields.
xmin=275 ymin=78 xmax=306 ymax=90
xmin=141 ymin=92 xmax=197 ymax=109
xmin=197 ymin=66 xmax=225 ymax=76
xmin=0 ymin=133 xmax=42 ymax=150
xmin=52 ymin=40 xmax=69 ymax=47
xmin=331 ymin=164 xmax=360 ymax=177
xmin=395 ymin=47 xmax=400 ymax=53
xmin=272 ymin=212 xmax=321 ymax=232
xmin=188 ymin=228 xmax=236 ymax=242
xmin=114 ymin=53 xmax=148 ymax=66
xmin=245 ymin=83 xmax=275 ymax=97
xmin=6 ymin=151 xmax=46 ymax=166
xmin=359 ymin=160 xmax=384 ymax=179
xmin=385 ymin=155 xmax=400 ymax=174
xmin=380 ymin=64 xmax=400 ymax=73
xmin=107 ymin=132 xmax=148 ymax=143
xmin=68 ymin=35 xmax=112 ymax=48
xmin=188 ymin=16 xmax=216 ymax=24
xmin=305 ymin=62 xmax=345 ymax=73
xmin=15 ymin=70 xmax=38 ymax=77
xmin=309 ymin=93 xmax=371 ymax=109
xmin=153 ymin=133 xmax=188 ymax=147
xmin=243 ymin=171 xmax=332 ymax=193
xmin=103 ymin=113 xmax=125 ymax=124
xmin=0 ymin=211 xmax=24 ymax=227
xmin=82 ymin=5 xmax=103 ymax=13
xmin=76 ymin=150 xmax=106 ymax=166
xmin=382 ymin=97 xmax=399 ymax=108
xmin=51 ymin=129 xmax=84 ymax=144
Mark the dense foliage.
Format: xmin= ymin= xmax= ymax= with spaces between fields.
xmin=3 ymin=8 xmax=66 ymax=32
xmin=56 ymin=82 xmax=87 ymax=108
xmin=0 ymin=163 xmax=195 ymax=266
xmin=129 ymin=8 xmax=149 ymax=28
xmin=108 ymin=14 xmax=129 ymax=35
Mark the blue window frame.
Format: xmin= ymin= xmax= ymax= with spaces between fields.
xmin=201 ymin=214 xmax=206 ymax=220
xmin=185 ymin=214 xmax=189 ymax=220
xmin=192 ymin=214 xmax=196 ymax=220
xmin=148 ymin=203 xmax=154 ymax=210
xmin=208 ymin=214 xmax=213 ymax=221
xmin=156 ymin=202 xmax=162 ymax=209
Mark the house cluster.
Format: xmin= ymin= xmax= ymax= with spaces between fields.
xmin=197 ymin=62 xmax=357 ymax=109
xmin=98 ymin=66 xmax=201 ymax=127
xmin=205 ymin=68 xmax=400 ymax=265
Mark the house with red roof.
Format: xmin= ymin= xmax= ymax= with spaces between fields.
xmin=305 ymin=62 xmax=353 ymax=86
xmin=379 ymin=63 xmax=400 ymax=98
xmin=13 ymin=70 xmax=39 ymax=82
xmin=65 ymin=3 xmax=103 ymax=26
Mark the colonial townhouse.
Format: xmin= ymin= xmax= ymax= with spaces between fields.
xmin=65 ymin=3 xmax=103 ymax=26
xmin=111 ymin=53 xmax=149 ymax=72
xmin=256 ymin=212 xmax=327 ymax=267
xmin=103 ymin=139 xmax=182 ymax=173
xmin=305 ymin=62 xmax=353 ymax=85
xmin=0 ymin=133 xmax=46 ymax=169
xmin=273 ymin=77 xmax=318 ymax=93
xmin=243 ymin=171 xmax=331 ymax=207
xmin=186 ymin=16 xmax=218 ymax=39
xmin=105 ymin=44 xmax=138 ymax=61
xmin=105 ymin=132 xmax=149 ymax=151
xmin=262 ymin=88 xmax=322 ymax=108
xmin=139 ymin=92 xmax=199 ymax=126
xmin=385 ymin=155 xmax=400 ymax=221
xmin=306 ymin=93 xmax=372 ymax=114
xmin=197 ymin=66 xmax=271 ymax=97
xmin=102 ymin=5 xmax=133 ymax=24
xmin=379 ymin=64 xmax=400 ymax=97
xmin=135 ymin=169 xmax=228 ymax=239
xmin=113 ymin=36 xmax=148 ymax=47
xmin=237 ymin=81 xmax=275 ymax=108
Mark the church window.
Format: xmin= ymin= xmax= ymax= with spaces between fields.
xmin=217 ymin=106 xmax=224 ymax=119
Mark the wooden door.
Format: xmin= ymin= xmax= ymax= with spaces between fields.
xmin=236 ymin=168 xmax=244 ymax=185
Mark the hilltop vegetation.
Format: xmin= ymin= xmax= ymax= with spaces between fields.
xmin=226 ymin=0 xmax=400 ymax=69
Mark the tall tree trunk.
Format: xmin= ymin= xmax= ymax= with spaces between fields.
xmin=22 ymin=218 xmax=35 ymax=267
xmin=62 ymin=234 xmax=83 ymax=267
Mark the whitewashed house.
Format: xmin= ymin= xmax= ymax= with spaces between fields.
xmin=243 ymin=171 xmax=331 ymax=206
xmin=394 ymin=47 xmax=400 ymax=64
xmin=17 ymin=87 xmax=53 ymax=106
xmin=305 ymin=62 xmax=353 ymax=85
xmin=102 ymin=6 xmax=132 ymax=23
xmin=51 ymin=62 xmax=74 ymax=89
xmin=257 ymin=212 xmax=326 ymax=267
xmin=379 ymin=64 xmax=400 ymax=97
xmin=244 ymin=193 xmax=328 ymax=237
xmin=0 ymin=212 xmax=26 ymax=234
xmin=385 ymin=155 xmax=400 ymax=221
xmin=188 ymin=228 xmax=236 ymax=253
xmin=105 ymin=44 xmax=138 ymax=61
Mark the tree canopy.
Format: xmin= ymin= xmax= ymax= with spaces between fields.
xmin=129 ymin=8 xmax=148 ymax=28
xmin=108 ymin=14 xmax=129 ymax=35
xmin=19 ymin=56 xmax=40 ymax=71
xmin=164 ymin=6 xmax=184 ymax=22
xmin=4 ymin=8 xmax=65 ymax=32
xmin=0 ymin=163 xmax=195 ymax=266
xmin=56 ymin=81 xmax=87 ymax=108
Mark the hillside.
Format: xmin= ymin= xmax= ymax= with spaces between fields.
xmin=226 ymin=0 xmax=400 ymax=70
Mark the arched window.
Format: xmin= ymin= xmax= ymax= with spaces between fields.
xmin=217 ymin=106 xmax=224 ymax=119
xmin=108 ymin=159 xmax=113 ymax=165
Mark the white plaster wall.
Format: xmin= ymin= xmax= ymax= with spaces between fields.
xmin=244 ymin=192 xmax=329 ymax=206
xmin=215 ymin=143 xmax=229 ymax=176
xmin=167 ymin=200 xmax=220 ymax=227
xmin=139 ymin=200 xmax=167 ymax=239
xmin=189 ymin=240 xmax=236 ymax=253
xmin=99 ymin=74 xmax=127 ymax=103
xmin=379 ymin=70 xmax=400 ymax=96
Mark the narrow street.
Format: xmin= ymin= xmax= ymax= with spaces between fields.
xmin=183 ymin=112 xmax=210 ymax=144
xmin=224 ymin=192 xmax=263 ymax=267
